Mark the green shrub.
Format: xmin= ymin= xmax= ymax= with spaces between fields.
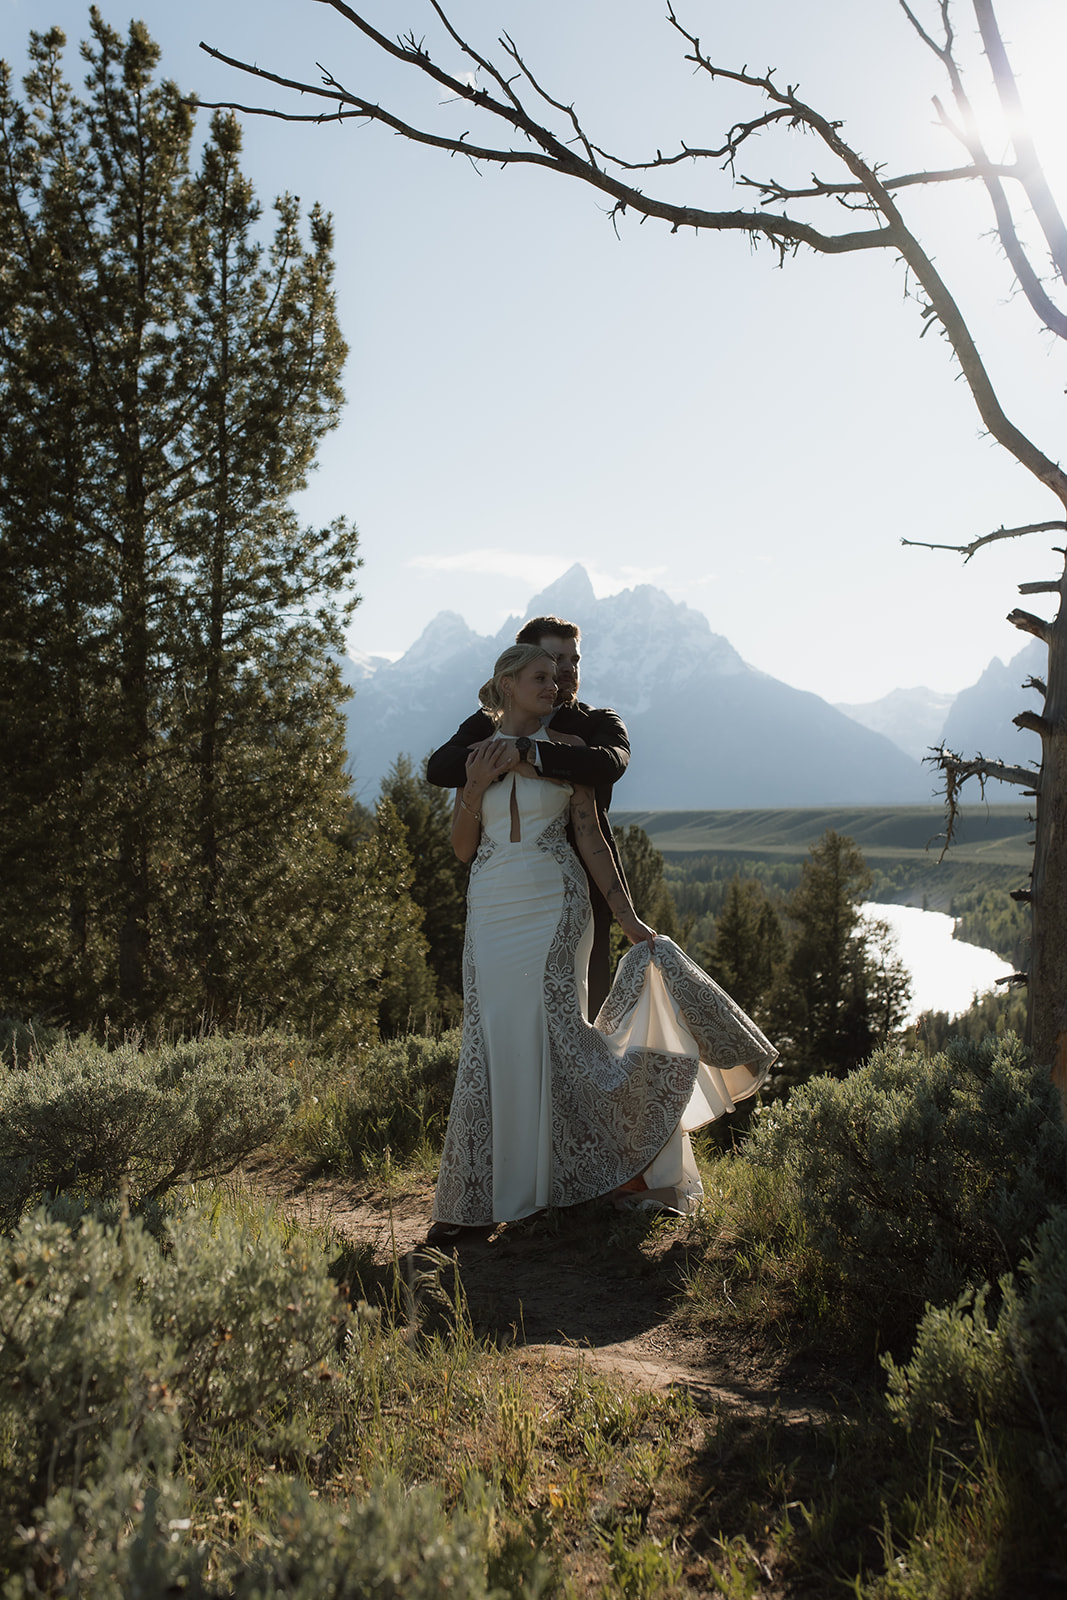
xmin=0 ymin=1205 xmax=547 ymax=1598
xmin=0 ymin=1014 xmax=61 ymax=1067
xmin=883 ymin=1205 xmax=1067 ymax=1515
xmin=156 ymin=1205 xmax=347 ymax=1446
xmin=221 ymin=1475 xmax=549 ymax=1599
xmin=1010 ymin=1204 xmax=1067 ymax=1454
xmin=303 ymin=1028 xmax=461 ymax=1171
xmin=744 ymin=1035 xmax=1067 ymax=1329
xmin=0 ymin=1206 xmax=344 ymax=1520
xmin=0 ymin=1031 xmax=302 ymax=1226
xmin=882 ymin=1282 xmax=1019 ymax=1433
xmin=0 ymin=1209 xmax=189 ymax=1594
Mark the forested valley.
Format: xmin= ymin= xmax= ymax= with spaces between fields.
xmin=1 ymin=12 xmax=1064 ymax=1599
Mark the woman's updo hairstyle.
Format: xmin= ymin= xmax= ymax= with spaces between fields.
xmin=478 ymin=643 xmax=554 ymax=722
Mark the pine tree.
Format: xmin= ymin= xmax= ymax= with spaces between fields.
xmin=701 ymin=876 xmax=785 ymax=1020
xmin=378 ymin=756 xmax=468 ymax=1016
xmin=166 ymin=110 xmax=358 ymax=1027
xmin=366 ymin=798 xmax=439 ymax=1037
xmin=771 ymin=830 xmax=911 ymax=1086
xmin=0 ymin=15 xmax=360 ymax=1032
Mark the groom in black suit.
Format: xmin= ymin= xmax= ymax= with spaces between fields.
xmin=426 ymin=614 xmax=630 ymax=1018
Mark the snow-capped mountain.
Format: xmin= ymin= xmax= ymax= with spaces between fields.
xmin=342 ymin=564 xmax=936 ymax=809
xmin=835 ymin=687 xmax=958 ymax=762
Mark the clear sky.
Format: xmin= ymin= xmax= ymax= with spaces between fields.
xmin=5 ymin=0 xmax=1066 ymax=703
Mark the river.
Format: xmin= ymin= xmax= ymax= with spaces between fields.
xmin=860 ymin=902 xmax=1014 ymax=1024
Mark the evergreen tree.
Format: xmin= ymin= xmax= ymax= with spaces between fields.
xmin=610 ymin=824 xmax=680 ymax=970
xmin=378 ymin=756 xmax=468 ymax=1017
xmin=0 ymin=15 xmax=360 ymax=1032
xmin=0 ymin=18 xmax=194 ymax=1023
xmin=771 ymin=830 xmax=910 ymax=1087
xmin=167 ymin=110 xmax=358 ymax=1027
xmin=613 ymin=825 xmax=679 ymax=934
xmin=700 ymin=876 xmax=785 ymax=1020
xmin=365 ymin=797 xmax=439 ymax=1038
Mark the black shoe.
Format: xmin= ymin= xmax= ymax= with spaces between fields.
xmin=425 ymin=1220 xmax=492 ymax=1246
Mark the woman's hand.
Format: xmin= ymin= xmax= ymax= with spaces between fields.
xmin=619 ymin=913 xmax=657 ymax=952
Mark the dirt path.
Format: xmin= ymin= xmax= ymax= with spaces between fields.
xmin=254 ymin=1164 xmax=843 ymax=1423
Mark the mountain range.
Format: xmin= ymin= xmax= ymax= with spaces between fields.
xmin=341 ymin=565 xmax=1043 ymax=810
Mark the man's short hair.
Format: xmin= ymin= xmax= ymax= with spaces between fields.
xmin=516 ymin=615 xmax=580 ymax=645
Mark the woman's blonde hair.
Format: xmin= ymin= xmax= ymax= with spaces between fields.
xmin=478 ymin=644 xmax=554 ymax=721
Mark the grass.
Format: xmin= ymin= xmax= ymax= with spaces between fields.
xmin=612 ymin=805 xmax=1032 ymax=869
xmin=4 ymin=1024 xmax=1067 ymax=1597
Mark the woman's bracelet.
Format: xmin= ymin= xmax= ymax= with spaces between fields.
xmin=460 ymin=796 xmax=482 ymax=820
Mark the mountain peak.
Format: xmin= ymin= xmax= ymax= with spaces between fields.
xmin=524 ymin=563 xmax=597 ymax=619
xmin=343 ymin=571 xmax=937 ymax=805
xmin=390 ymin=610 xmax=481 ymax=673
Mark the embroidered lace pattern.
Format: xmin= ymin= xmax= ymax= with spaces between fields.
xmin=433 ymin=787 xmax=776 ymax=1225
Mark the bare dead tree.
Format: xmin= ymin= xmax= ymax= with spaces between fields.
xmin=198 ymin=0 xmax=1067 ymax=1084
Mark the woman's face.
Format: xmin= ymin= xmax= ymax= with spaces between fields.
xmin=505 ymin=656 xmax=557 ymax=719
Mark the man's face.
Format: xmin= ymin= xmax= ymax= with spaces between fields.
xmin=538 ymin=633 xmax=580 ymax=708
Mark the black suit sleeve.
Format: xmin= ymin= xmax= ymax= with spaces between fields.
xmin=425 ymin=709 xmax=496 ymax=789
xmin=536 ymin=705 xmax=630 ymax=789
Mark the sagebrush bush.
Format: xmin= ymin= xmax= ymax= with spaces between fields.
xmin=0 ymin=1205 xmax=546 ymax=1598
xmin=0 ymin=1014 xmax=61 ymax=1067
xmin=744 ymin=1035 xmax=1067 ymax=1326
xmin=0 ymin=1207 xmax=344 ymax=1522
xmin=302 ymin=1028 xmax=461 ymax=1170
xmin=219 ymin=1475 xmax=549 ymax=1600
xmin=0 ymin=1211 xmax=186 ymax=1570
xmin=882 ymin=1282 xmax=1019 ymax=1432
xmin=884 ymin=1205 xmax=1067 ymax=1503
xmin=0 ymin=1031 xmax=303 ymax=1226
xmin=1010 ymin=1204 xmax=1067 ymax=1451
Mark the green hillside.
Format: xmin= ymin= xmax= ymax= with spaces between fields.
xmin=613 ymin=805 xmax=1032 ymax=870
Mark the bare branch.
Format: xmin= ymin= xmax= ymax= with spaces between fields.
xmin=195 ymin=43 xmax=901 ymax=257
xmin=1019 ymin=580 xmax=1062 ymax=595
xmin=926 ymin=740 xmax=1040 ymax=863
xmin=202 ymin=2 xmax=1067 ymax=509
xmin=902 ymin=521 xmax=1067 ymax=561
xmin=928 ymin=751 xmax=1040 ymax=792
xmin=1014 ymin=710 xmax=1055 ymax=737
xmin=1024 ymin=675 xmax=1048 ymax=697
xmin=897 ymin=0 xmax=953 ymax=63
xmin=901 ymin=0 xmax=1067 ymax=338
xmin=498 ymin=31 xmax=600 ymax=170
xmin=973 ymin=0 xmax=1067 ymax=287
xmin=590 ymin=109 xmax=805 ymax=174
xmin=736 ymin=160 xmax=1018 ymax=204
xmin=427 ymin=1 xmax=526 ymax=116
xmin=1008 ymin=607 xmax=1052 ymax=642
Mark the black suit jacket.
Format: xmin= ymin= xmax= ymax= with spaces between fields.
xmin=426 ymin=700 xmax=629 ymax=823
xmin=426 ymin=700 xmax=631 ymax=1015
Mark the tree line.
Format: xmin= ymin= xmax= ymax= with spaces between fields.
xmin=0 ymin=15 xmax=431 ymax=1041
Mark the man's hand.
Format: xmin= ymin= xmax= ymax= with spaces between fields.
xmin=464 ymin=739 xmax=517 ymax=789
xmin=466 ymin=735 xmax=522 ymax=771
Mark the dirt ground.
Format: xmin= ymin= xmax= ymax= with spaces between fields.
xmin=252 ymin=1162 xmax=845 ymax=1424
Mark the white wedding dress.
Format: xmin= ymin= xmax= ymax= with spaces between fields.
xmin=432 ymin=756 xmax=777 ymax=1227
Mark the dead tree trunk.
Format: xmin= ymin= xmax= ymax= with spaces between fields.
xmin=1023 ymin=564 xmax=1067 ymax=1081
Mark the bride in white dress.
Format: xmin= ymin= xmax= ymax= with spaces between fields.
xmin=428 ymin=645 xmax=777 ymax=1242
